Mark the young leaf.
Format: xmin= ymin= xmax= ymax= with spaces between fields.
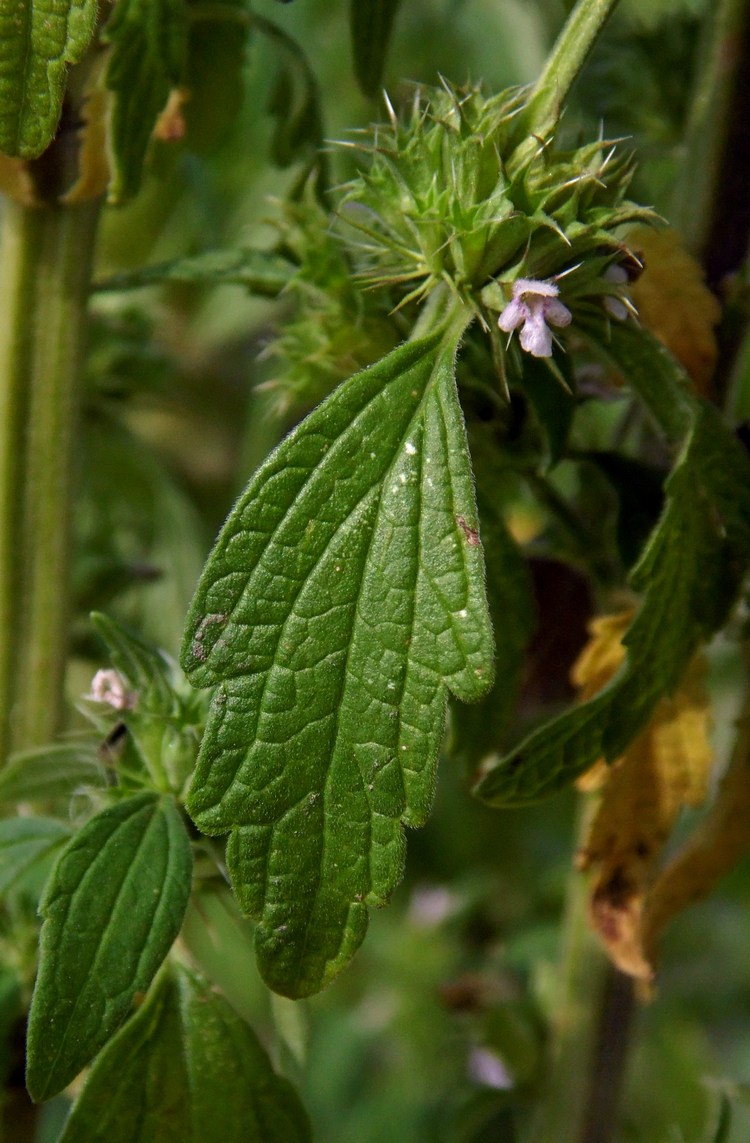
xmin=182 ymin=331 xmax=494 ymax=997
xmin=0 ymin=818 xmax=70 ymax=894
xmin=57 ymin=961 xmax=312 ymax=1143
xmin=476 ymin=401 xmax=750 ymax=806
xmin=350 ymin=0 xmax=401 ymax=97
xmin=103 ymin=0 xmax=188 ymax=201
xmin=0 ymin=0 xmax=98 ymax=158
xmin=26 ymin=792 xmax=193 ymax=1101
xmin=0 ymin=743 xmax=104 ymax=807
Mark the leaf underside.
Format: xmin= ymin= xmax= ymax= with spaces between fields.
xmin=0 ymin=0 xmax=98 ymax=157
xmin=26 ymin=792 xmax=193 ymax=1101
xmin=58 ymin=961 xmax=312 ymax=1143
xmin=182 ymin=332 xmax=494 ymax=997
xmin=476 ymin=399 xmax=750 ymax=806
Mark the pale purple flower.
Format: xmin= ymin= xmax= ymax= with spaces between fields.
xmin=498 ymin=278 xmax=572 ymax=357
xmin=86 ymin=669 xmax=136 ymax=711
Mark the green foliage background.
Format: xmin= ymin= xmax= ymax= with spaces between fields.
xmin=5 ymin=0 xmax=750 ymax=1139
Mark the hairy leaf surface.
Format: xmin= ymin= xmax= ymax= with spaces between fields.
xmin=103 ymin=0 xmax=187 ymax=201
xmin=476 ymin=400 xmax=750 ymax=805
xmin=0 ymin=0 xmax=98 ymax=157
xmin=26 ymin=792 xmax=193 ymax=1101
xmin=57 ymin=962 xmax=312 ymax=1143
xmin=182 ymin=332 xmax=494 ymax=996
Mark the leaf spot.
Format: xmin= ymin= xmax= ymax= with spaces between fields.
xmin=456 ymin=515 xmax=480 ymax=546
xmin=191 ymin=613 xmax=227 ymax=661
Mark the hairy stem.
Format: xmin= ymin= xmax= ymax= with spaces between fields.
xmin=524 ymin=0 xmax=622 ymax=132
xmin=0 ymin=198 xmax=99 ymax=758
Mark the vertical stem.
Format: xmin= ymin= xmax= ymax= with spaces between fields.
xmin=0 ymin=204 xmax=38 ymax=764
xmin=670 ymin=0 xmax=750 ymax=262
xmin=529 ymin=797 xmax=632 ymax=1143
xmin=0 ymin=197 xmax=99 ymax=757
xmin=524 ymin=0 xmax=622 ymax=132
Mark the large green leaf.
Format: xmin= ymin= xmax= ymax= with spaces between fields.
xmin=476 ymin=399 xmax=750 ymax=805
xmin=0 ymin=0 xmax=98 ymax=157
xmin=103 ymin=0 xmax=187 ymax=201
xmin=26 ymin=792 xmax=193 ymax=1101
xmin=57 ymin=961 xmax=312 ymax=1143
xmin=182 ymin=330 xmax=494 ymax=996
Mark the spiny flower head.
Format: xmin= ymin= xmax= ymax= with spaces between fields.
xmin=337 ymin=81 xmax=654 ymax=334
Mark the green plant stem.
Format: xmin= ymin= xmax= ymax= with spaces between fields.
xmin=524 ymin=0 xmax=622 ymax=132
xmin=529 ymin=796 xmax=631 ymax=1143
xmin=670 ymin=0 xmax=749 ymax=259
xmin=0 ymin=198 xmax=100 ymax=759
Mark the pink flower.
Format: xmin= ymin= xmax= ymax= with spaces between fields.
xmin=498 ymin=278 xmax=572 ymax=357
xmin=86 ymin=669 xmax=136 ymax=711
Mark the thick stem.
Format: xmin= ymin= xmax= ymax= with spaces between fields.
xmin=524 ymin=0 xmax=622 ymax=133
xmin=529 ymin=797 xmax=632 ymax=1143
xmin=0 ymin=198 xmax=99 ymax=758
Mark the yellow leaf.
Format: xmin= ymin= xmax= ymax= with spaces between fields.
xmin=570 ymin=609 xmax=630 ymax=702
xmin=627 ymin=225 xmax=721 ymax=395
xmin=62 ymin=55 xmax=111 ymax=206
xmin=640 ymin=705 xmax=750 ymax=970
xmin=571 ymin=611 xmax=713 ymax=982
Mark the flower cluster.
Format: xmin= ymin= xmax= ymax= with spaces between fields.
xmin=337 ymin=81 xmax=653 ymax=358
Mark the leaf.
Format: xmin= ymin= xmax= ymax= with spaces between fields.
xmin=93 ymin=248 xmax=294 ymax=296
xmin=183 ymin=0 xmax=250 ymax=154
xmin=181 ymin=330 xmax=494 ymax=997
xmin=448 ymin=468 xmax=536 ymax=770
xmin=515 ymin=354 xmax=575 ymax=467
xmin=584 ymin=321 xmax=694 ymax=443
xmin=578 ymin=451 xmax=665 ymax=570
xmin=103 ymin=0 xmax=188 ymax=201
xmin=266 ymin=55 xmax=322 ymax=169
xmin=573 ymin=613 xmax=713 ymax=981
xmin=0 ymin=0 xmax=98 ymax=158
xmin=57 ymin=961 xmax=312 ymax=1143
xmin=475 ymin=400 xmax=750 ymax=805
xmin=350 ymin=0 xmax=401 ymax=98
xmin=0 ymin=743 xmax=104 ymax=807
xmin=26 ymin=792 xmax=193 ymax=1101
xmin=0 ymin=818 xmax=70 ymax=894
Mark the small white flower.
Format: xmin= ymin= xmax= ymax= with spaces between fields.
xmin=86 ymin=669 xmax=136 ymax=711
xmin=498 ymin=278 xmax=572 ymax=357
